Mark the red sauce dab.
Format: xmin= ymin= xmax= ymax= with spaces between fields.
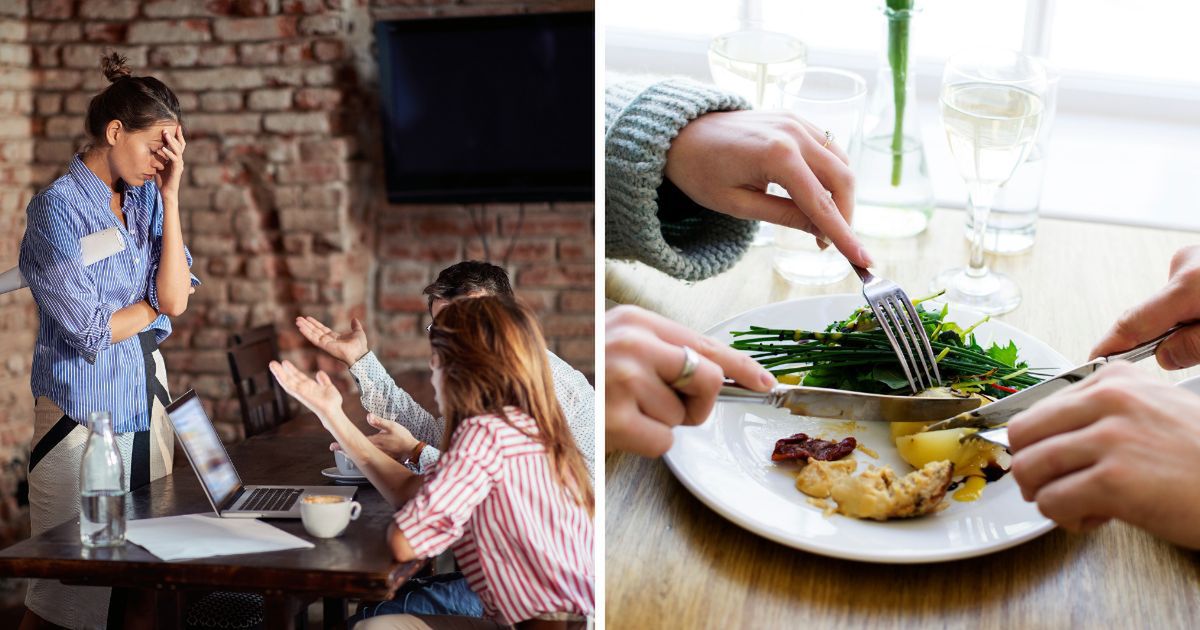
xmin=771 ymin=433 xmax=857 ymax=463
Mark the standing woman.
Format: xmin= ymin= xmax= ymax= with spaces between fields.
xmin=19 ymin=53 xmax=195 ymax=629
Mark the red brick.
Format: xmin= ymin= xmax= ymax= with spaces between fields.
xmin=247 ymin=88 xmax=292 ymax=110
xmin=288 ymin=281 xmax=319 ymax=303
xmin=558 ymin=290 xmax=593 ymax=314
xmin=413 ymin=215 xmax=494 ymax=238
xmin=144 ymin=1 xmax=225 ymax=18
xmin=184 ymin=138 xmax=220 ymax=164
xmin=518 ymin=264 xmax=593 ymax=288
xmin=557 ymin=240 xmax=593 ymax=262
xmin=382 ymin=262 xmax=429 ymax=288
xmin=213 ymin=17 xmax=299 ymax=42
xmin=170 ymin=67 xmax=266 ymax=90
xmin=44 ymin=115 xmax=80 ymax=138
xmin=282 ymin=0 xmax=327 ymax=13
xmin=286 ymin=255 xmax=344 ymax=280
xmin=298 ymin=14 xmax=342 ymax=35
xmin=230 ymin=279 xmax=274 ymax=303
xmin=128 ymin=20 xmax=213 ymax=44
xmin=0 ymin=42 xmax=30 ymax=66
xmin=35 ymin=94 xmax=61 ymax=116
xmin=244 ymin=256 xmax=282 ymax=279
xmin=83 ymin=23 xmax=128 ymax=43
xmin=28 ymin=22 xmax=80 ymax=42
xmin=294 ymin=87 xmax=340 ymax=110
xmin=213 ymin=186 xmax=250 ymax=211
xmin=62 ymin=45 xmax=147 ymax=69
xmin=298 ymin=137 xmax=349 ymax=161
xmin=62 ymin=92 xmax=90 ymax=114
xmin=187 ymin=113 xmax=262 ymax=136
xmin=381 ymin=239 xmax=460 ymax=263
xmin=540 ymin=314 xmax=593 ymax=338
xmin=377 ymin=293 xmax=427 ymax=314
xmin=33 ymin=44 xmax=60 ymax=67
xmin=191 ymin=234 xmax=238 ymax=256
xmin=199 ymin=91 xmax=243 ymax=112
xmin=558 ymin=338 xmax=594 ymax=364
xmin=33 ymin=139 xmax=73 ymax=164
xmin=280 ymin=42 xmax=310 ymax=64
xmin=80 ymin=1 xmax=141 ymax=20
xmin=275 ymin=162 xmax=346 ymax=185
xmin=283 ymin=233 xmax=311 ymax=254
xmin=264 ymin=111 xmax=330 ymax=135
xmin=36 ymin=69 xmax=82 ymax=90
xmin=149 ymin=45 xmax=203 ymax=67
xmin=278 ymin=207 xmax=342 ymax=232
xmin=465 ymin=238 xmax=554 ymax=263
xmin=206 ymin=255 xmax=242 ymax=276
xmin=312 ymin=39 xmax=344 ymax=62
xmin=237 ymin=42 xmax=279 ymax=65
xmin=262 ymin=67 xmax=303 ymax=86
xmin=301 ymin=183 xmax=346 ymax=209
xmin=501 ymin=213 xmax=591 ymax=237
xmin=303 ymin=65 xmax=334 ymax=86
xmin=31 ymin=0 xmax=74 ymax=19
xmin=191 ymin=164 xmax=245 ymax=186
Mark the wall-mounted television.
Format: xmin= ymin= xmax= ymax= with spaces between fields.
xmin=375 ymin=12 xmax=594 ymax=203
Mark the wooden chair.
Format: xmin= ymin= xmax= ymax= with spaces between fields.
xmin=227 ymin=324 xmax=291 ymax=438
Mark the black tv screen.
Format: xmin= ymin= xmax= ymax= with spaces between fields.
xmin=375 ymin=12 xmax=594 ymax=203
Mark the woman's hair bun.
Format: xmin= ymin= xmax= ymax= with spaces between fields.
xmin=100 ymin=52 xmax=132 ymax=83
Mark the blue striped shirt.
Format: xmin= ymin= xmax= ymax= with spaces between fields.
xmin=19 ymin=155 xmax=199 ymax=433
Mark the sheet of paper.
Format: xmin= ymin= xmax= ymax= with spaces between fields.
xmin=0 ymin=227 xmax=126 ymax=295
xmin=125 ymin=513 xmax=314 ymax=561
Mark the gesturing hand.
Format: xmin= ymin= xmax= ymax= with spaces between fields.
xmin=663 ymin=109 xmax=873 ymax=268
xmin=331 ymin=413 xmax=420 ymax=463
xmin=268 ymin=360 xmax=344 ymax=423
xmin=295 ymin=316 xmax=370 ymax=367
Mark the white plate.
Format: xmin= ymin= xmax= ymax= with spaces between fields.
xmin=662 ymin=294 xmax=1072 ymax=564
xmin=321 ymin=467 xmax=368 ymax=482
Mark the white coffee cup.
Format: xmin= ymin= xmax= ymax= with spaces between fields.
xmin=300 ymin=495 xmax=362 ymax=538
xmin=334 ymin=450 xmax=360 ymax=476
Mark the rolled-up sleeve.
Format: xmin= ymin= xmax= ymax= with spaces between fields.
xmin=393 ymin=420 xmax=502 ymax=559
xmin=145 ymin=183 xmax=199 ymax=312
xmin=19 ymin=194 xmax=117 ymax=364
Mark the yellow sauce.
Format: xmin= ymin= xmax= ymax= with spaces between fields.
xmin=953 ymin=476 xmax=987 ymax=502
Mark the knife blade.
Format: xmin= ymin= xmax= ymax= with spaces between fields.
xmin=923 ymin=323 xmax=1191 ymax=432
xmin=717 ymin=383 xmax=982 ymax=422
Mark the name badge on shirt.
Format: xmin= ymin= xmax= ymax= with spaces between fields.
xmin=79 ymin=227 xmax=126 ymax=265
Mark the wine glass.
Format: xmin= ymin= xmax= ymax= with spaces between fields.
xmin=708 ymin=23 xmax=806 ymax=246
xmin=934 ymin=50 xmax=1046 ymax=315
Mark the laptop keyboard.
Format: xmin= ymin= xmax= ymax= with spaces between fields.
xmin=240 ymin=487 xmax=304 ymax=513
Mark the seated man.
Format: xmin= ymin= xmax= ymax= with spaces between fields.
xmin=295 ymin=261 xmax=595 ymax=619
xmin=297 ymin=261 xmax=594 ymax=477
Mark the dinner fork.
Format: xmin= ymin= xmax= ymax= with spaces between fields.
xmin=852 ymin=263 xmax=941 ymax=393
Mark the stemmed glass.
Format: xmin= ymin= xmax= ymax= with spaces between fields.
xmin=934 ymin=50 xmax=1046 ymax=315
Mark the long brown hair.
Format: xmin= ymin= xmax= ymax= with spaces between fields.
xmin=430 ymin=295 xmax=593 ymax=515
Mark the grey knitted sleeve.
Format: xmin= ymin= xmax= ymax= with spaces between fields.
xmin=605 ymin=77 xmax=757 ymax=281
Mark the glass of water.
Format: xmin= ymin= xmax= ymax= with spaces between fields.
xmin=970 ymin=59 xmax=1060 ymax=254
xmin=708 ymin=24 xmax=807 ymax=245
xmin=771 ymin=67 xmax=867 ymax=285
xmin=936 ymin=50 xmax=1046 ymax=315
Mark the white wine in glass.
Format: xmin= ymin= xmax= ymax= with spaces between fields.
xmin=934 ymin=51 xmax=1045 ymax=315
xmin=708 ymin=29 xmax=807 ymax=110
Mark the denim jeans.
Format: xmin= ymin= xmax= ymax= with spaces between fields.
xmin=354 ymin=572 xmax=485 ymax=622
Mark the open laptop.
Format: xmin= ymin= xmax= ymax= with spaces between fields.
xmin=166 ymin=389 xmax=356 ymax=518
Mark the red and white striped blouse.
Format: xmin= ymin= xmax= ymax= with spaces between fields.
xmin=394 ymin=407 xmax=594 ymax=625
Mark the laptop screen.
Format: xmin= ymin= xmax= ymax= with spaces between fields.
xmin=167 ymin=391 xmax=242 ymax=510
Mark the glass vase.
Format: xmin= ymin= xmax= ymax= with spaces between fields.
xmin=854 ymin=4 xmax=935 ymax=239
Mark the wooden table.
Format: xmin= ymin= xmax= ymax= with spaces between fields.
xmin=605 ymin=209 xmax=1200 ymax=628
xmin=0 ymin=411 xmax=419 ymax=629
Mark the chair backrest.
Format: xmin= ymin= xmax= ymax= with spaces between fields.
xmin=227 ymin=325 xmax=290 ymax=438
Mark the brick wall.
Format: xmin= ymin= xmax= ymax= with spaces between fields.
xmin=0 ymin=0 xmax=594 ymax=570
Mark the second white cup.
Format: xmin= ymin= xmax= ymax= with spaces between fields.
xmin=300 ymin=495 xmax=362 ymax=538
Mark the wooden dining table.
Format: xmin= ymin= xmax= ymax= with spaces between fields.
xmin=605 ymin=209 xmax=1200 ymax=628
xmin=0 ymin=405 xmax=420 ymax=629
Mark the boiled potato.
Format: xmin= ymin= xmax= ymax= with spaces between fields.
xmin=894 ymin=428 xmax=980 ymax=470
xmin=889 ymin=421 xmax=930 ymax=440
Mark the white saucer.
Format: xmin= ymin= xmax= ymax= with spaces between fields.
xmin=321 ymin=467 xmax=368 ymax=483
